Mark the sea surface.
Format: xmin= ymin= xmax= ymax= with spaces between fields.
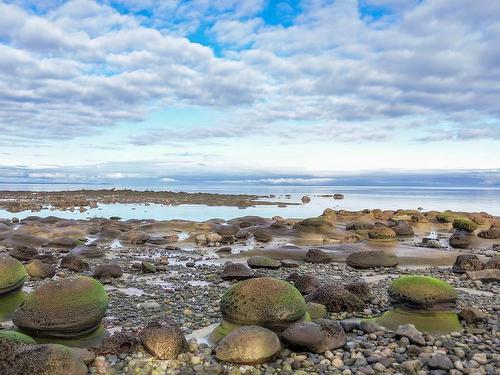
xmin=0 ymin=184 xmax=499 ymax=220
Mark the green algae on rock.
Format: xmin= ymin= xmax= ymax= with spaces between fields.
xmin=13 ymin=276 xmax=108 ymax=338
xmin=388 ymin=275 xmax=458 ymax=309
xmin=33 ymin=324 xmax=107 ymax=348
xmin=374 ymin=308 xmax=462 ymax=334
xmin=367 ymin=226 xmax=397 ymax=240
xmin=0 ymin=254 xmax=27 ymax=295
xmin=0 ymin=330 xmax=36 ymax=344
xmin=452 ymin=218 xmax=478 ymax=232
xmin=218 ymin=277 xmax=307 ymax=337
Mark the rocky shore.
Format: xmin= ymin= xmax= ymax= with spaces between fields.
xmin=0 ymin=189 xmax=299 ymax=213
xmin=0 ymin=207 xmax=498 ymax=375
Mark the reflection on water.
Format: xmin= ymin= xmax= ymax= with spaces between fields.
xmin=375 ymin=307 xmax=462 ymax=334
xmin=0 ymin=290 xmax=25 ymax=322
xmin=31 ymin=325 xmax=106 ymax=348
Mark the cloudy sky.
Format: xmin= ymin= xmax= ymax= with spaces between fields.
xmin=0 ymin=0 xmax=499 ymax=185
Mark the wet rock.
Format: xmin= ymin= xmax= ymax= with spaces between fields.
xmin=9 ymin=246 xmax=39 ymax=261
xmin=485 ymin=256 xmax=500 ymax=269
xmin=60 ymin=254 xmax=90 ymax=272
xmin=221 ymin=263 xmax=256 ymax=280
xmin=141 ymin=261 xmax=156 ymax=273
xmin=25 ymin=260 xmax=56 ymax=279
xmin=427 ymin=353 xmax=454 ymax=371
xmin=47 ymin=237 xmax=79 ymax=248
xmin=478 ymin=226 xmax=500 ymax=239
xmin=219 ymin=277 xmax=307 ymax=331
xmin=396 ymin=324 xmax=425 ymax=346
xmin=247 ymin=256 xmax=281 ymax=269
xmin=70 ymin=245 xmax=104 ymax=258
xmin=392 ymin=221 xmax=414 ymax=236
xmin=93 ymin=263 xmax=123 ymax=279
xmin=306 ymin=302 xmax=327 ymax=320
xmin=452 ymin=254 xmax=483 ymax=274
xmin=281 ymin=259 xmax=300 ymax=268
xmin=304 ymin=248 xmax=333 ymax=263
xmin=346 ymin=220 xmax=374 ymax=230
xmin=216 ymin=224 xmax=239 ymax=237
xmin=344 ymin=281 xmax=373 ymax=302
xmin=13 ymin=276 xmax=108 ymax=337
xmin=368 ymin=226 xmax=397 ymax=240
xmin=253 ymin=229 xmax=272 ymax=242
xmin=458 ymin=307 xmax=488 ymax=323
xmin=286 ymin=272 xmax=321 ymax=294
xmin=301 ymin=196 xmax=311 ymax=203
xmin=282 ymin=319 xmax=346 ymax=353
xmin=449 ymin=231 xmax=472 ymax=249
xmin=0 ymin=254 xmax=27 ymax=295
xmin=96 ymin=332 xmax=139 ymax=355
xmin=346 ymin=251 xmax=398 ymax=269
xmin=465 ymin=268 xmax=500 ymax=283
xmin=0 ymin=342 xmax=87 ymax=375
xmin=140 ymin=319 xmax=186 ymax=360
xmin=215 ymin=326 xmax=280 ymax=364
xmin=305 ymin=284 xmax=365 ymax=312
xmin=294 ymin=217 xmax=335 ymax=234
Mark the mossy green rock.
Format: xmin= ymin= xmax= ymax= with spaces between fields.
xmin=220 ymin=277 xmax=307 ymax=331
xmin=388 ymin=275 xmax=458 ymax=309
xmin=294 ymin=217 xmax=335 ymax=234
xmin=368 ymin=226 xmax=397 ymax=240
xmin=0 ymin=330 xmax=36 ymax=344
xmin=452 ymin=218 xmax=478 ymax=233
xmin=13 ymin=276 xmax=108 ymax=337
xmin=375 ymin=308 xmax=462 ymax=334
xmin=436 ymin=211 xmax=458 ymax=223
xmin=0 ymin=254 xmax=27 ymax=295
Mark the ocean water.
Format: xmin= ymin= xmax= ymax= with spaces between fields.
xmin=0 ymin=184 xmax=499 ymax=220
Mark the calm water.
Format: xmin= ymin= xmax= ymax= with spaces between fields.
xmin=0 ymin=184 xmax=499 ymax=220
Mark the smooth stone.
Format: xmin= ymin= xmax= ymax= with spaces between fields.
xmin=140 ymin=319 xmax=186 ymax=360
xmin=346 ymin=251 xmax=398 ymax=269
xmin=215 ymin=326 xmax=280 ymax=364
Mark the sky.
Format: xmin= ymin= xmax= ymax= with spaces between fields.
xmin=0 ymin=0 xmax=499 ymax=186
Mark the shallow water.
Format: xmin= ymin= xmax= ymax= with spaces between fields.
xmin=375 ymin=307 xmax=462 ymax=334
xmin=1 ymin=185 xmax=499 ymax=221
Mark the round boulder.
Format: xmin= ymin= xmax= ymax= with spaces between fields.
xmin=139 ymin=319 xmax=186 ymax=360
xmin=221 ymin=263 xmax=256 ymax=280
xmin=388 ymin=275 xmax=458 ymax=309
xmin=287 ymin=272 xmax=321 ymax=295
xmin=304 ymin=248 xmax=333 ymax=264
xmin=368 ymin=226 xmax=397 ymax=240
xmin=346 ymin=251 xmax=398 ymax=269
xmin=478 ymin=226 xmax=500 ymax=239
xmin=25 ymin=260 xmax=56 ymax=279
xmin=449 ymin=232 xmax=472 ymax=249
xmin=0 ymin=254 xmax=27 ymax=295
xmin=215 ymin=326 xmax=280 ymax=364
xmin=13 ymin=276 xmax=108 ymax=337
xmin=220 ymin=277 xmax=307 ymax=331
xmin=452 ymin=255 xmax=484 ymax=274
xmin=247 ymin=256 xmax=281 ymax=269
xmin=282 ymin=319 xmax=346 ymax=353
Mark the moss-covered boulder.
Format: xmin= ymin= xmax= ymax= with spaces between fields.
xmin=0 ymin=330 xmax=36 ymax=344
xmin=247 ymin=256 xmax=281 ymax=269
xmin=219 ymin=277 xmax=307 ymax=331
xmin=0 ymin=254 xmax=27 ymax=295
xmin=368 ymin=226 xmax=397 ymax=240
xmin=13 ymin=276 xmax=108 ymax=337
xmin=452 ymin=218 xmax=478 ymax=233
xmin=436 ymin=211 xmax=458 ymax=223
xmin=388 ymin=275 xmax=458 ymax=309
